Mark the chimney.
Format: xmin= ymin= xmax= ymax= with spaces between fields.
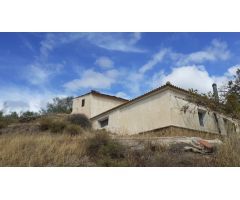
xmin=212 ymin=83 xmax=219 ymax=102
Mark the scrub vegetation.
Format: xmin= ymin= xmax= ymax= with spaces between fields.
xmin=0 ymin=114 xmax=240 ymax=167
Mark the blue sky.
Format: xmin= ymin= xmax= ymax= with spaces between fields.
xmin=0 ymin=32 xmax=240 ymax=113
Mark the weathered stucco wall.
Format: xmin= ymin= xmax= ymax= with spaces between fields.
xmin=92 ymin=90 xmax=172 ymax=135
xmin=91 ymin=88 xmax=240 ymax=135
xmin=72 ymin=94 xmax=92 ymax=117
xmin=72 ymin=93 xmax=126 ymax=118
xmin=90 ymin=95 xmax=126 ymax=118
xmin=168 ymin=89 xmax=240 ymax=135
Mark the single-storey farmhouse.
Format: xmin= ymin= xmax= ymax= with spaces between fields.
xmin=72 ymin=82 xmax=240 ymax=135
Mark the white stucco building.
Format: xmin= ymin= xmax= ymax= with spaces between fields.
xmin=72 ymin=83 xmax=240 ymax=135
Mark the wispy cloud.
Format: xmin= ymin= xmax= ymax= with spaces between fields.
xmin=174 ymin=39 xmax=231 ymax=66
xmin=95 ymin=56 xmax=114 ymax=69
xmin=20 ymin=35 xmax=35 ymax=52
xmin=120 ymin=39 xmax=233 ymax=96
xmin=39 ymin=32 xmax=144 ymax=60
xmin=63 ymin=69 xmax=119 ymax=91
xmin=26 ymin=63 xmax=63 ymax=85
xmin=82 ymin=32 xmax=145 ymax=53
xmin=139 ymin=48 xmax=169 ymax=74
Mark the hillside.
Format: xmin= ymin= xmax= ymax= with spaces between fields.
xmin=0 ymin=114 xmax=239 ymax=167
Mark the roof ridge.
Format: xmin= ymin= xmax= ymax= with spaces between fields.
xmin=74 ymin=90 xmax=128 ymax=101
xmin=91 ymin=82 xmax=191 ymax=119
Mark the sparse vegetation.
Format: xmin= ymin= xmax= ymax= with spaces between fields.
xmin=39 ymin=117 xmax=53 ymax=131
xmin=87 ymin=132 xmax=124 ymax=159
xmin=19 ymin=111 xmax=40 ymax=123
xmin=64 ymin=124 xmax=83 ymax=136
xmin=49 ymin=121 xmax=67 ymax=133
xmin=0 ymin=121 xmax=8 ymax=130
xmin=0 ymin=133 xmax=88 ymax=167
xmin=211 ymin=134 xmax=240 ymax=167
xmin=0 ymin=119 xmax=240 ymax=166
xmin=68 ymin=114 xmax=92 ymax=129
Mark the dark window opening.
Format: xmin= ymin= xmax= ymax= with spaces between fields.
xmin=198 ymin=110 xmax=205 ymax=127
xmin=99 ymin=117 xmax=109 ymax=128
xmin=213 ymin=113 xmax=221 ymax=134
xmin=81 ymin=99 xmax=85 ymax=107
xmin=224 ymin=118 xmax=237 ymax=134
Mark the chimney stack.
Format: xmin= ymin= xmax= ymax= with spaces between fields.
xmin=212 ymin=83 xmax=219 ymax=102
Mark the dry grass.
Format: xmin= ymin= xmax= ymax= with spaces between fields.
xmin=0 ymin=133 xmax=91 ymax=167
xmin=1 ymin=118 xmax=240 ymax=167
xmin=211 ymin=134 xmax=240 ymax=167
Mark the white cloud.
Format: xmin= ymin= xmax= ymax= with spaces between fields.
xmin=139 ymin=49 xmax=169 ymax=74
xmin=63 ymin=69 xmax=119 ymax=91
xmin=39 ymin=33 xmax=144 ymax=60
xmin=159 ymin=66 xmax=215 ymax=93
xmin=84 ymin=32 xmax=144 ymax=53
xmin=28 ymin=65 xmax=51 ymax=85
xmin=115 ymin=92 xmax=130 ymax=100
xmin=26 ymin=63 xmax=63 ymax=85
xmin=138 ymin=39 xmax=231 ymax=76
xmin=39 ymin=33 xmax=56 ymax=60
xmin=149 ymin=65 xmax=238 ymax=93
xmin=227 ymin=65 xmax=240 ymax=76
xmin=95 ymin=56 xmax=114 ymax=69
xmin=0 ymin=85 xmax=66 ymax=113
xmin=124 ymin=71 xmax=145 ymax=95
xmin=175 ymin=39 xmax=231 ymax=66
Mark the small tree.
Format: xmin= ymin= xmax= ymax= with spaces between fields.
xmin=226 ymin=68 xmax=240 ymax=100
xmin=42 ymin=97 xmax=73 ymax=114
xmin=20 ymin=111 xmax=38 ymax=118
xmin=221 ymin=68 xmax=240 ymax=118
xmin=8 ymin=112 xmax=19 ymax=119
xmin=0 ymin=111 xmax=3 ymax=118
xmin=18 ymin=111 xmax=39 ymax=123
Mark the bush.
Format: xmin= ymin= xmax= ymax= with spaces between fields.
xmin=86 ymin=132 xmax=125 ymax=159
xmin=39 ymin=118 xmax=52 ymax=131
xmin=49 ymin=121 xmax=67 ymax=133
xmin=0 ymin=120 xmax=8 ymax=129
xmin=68 ymin=114 xmax=91 ymax=129
xmin=19 ymin=111 xmax=39 ymax=123
xmin=64 ymin=124 xmax=83 ymax=136
xmin=0 ymin=112 xmax=19 ymax=125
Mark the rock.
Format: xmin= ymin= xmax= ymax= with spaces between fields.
xmin=116 ymin=136 xmax=223 ymax=155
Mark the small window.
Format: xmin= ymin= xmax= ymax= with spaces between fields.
xmin=99 ymin=117 xmax=109 ymax=128
xmin=198 ymin=110 xmax=205 ymax=127
xmin=81 ymin=99 xmax=85 ymax=107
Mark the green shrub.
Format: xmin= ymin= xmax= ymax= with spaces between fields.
xmin=68 ymin=114 xmax=91 ymax=129
xmin=0 ymin=120 xmax=8 ymax=129
xmin=49 ymin=121 xmax=67 ymax=133
xmin=0 ymin=112 xmax=19 ymax=125
xmin=64 ymin=124 xmax=83 ymax=136
xmin=86 ymin=132 xmax=125 ymax=159
xmin=19 ymin=111 xmax=39 ymax=123
xmin=39 ymin=118 xmax=52 ymax=131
